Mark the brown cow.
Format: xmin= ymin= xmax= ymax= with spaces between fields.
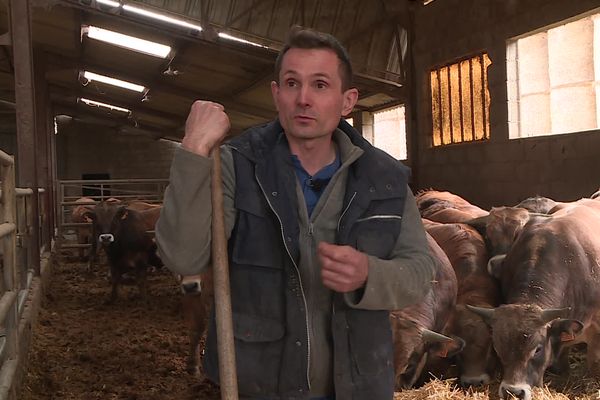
xmin=70 ymin=197 xmax=97 ymax=262
xmin=548 ymin=197 xmax=600 ymax=214
xmin=416 ymin=190 xmax=488 ymax=223
xmin=126 ymin=200 xmax=162 ymax=212
xmin=468 ymin=205 xmax=600 ymax=400
xmin=515 ymin=196 xmax=557 ymax=214
xmin=425 ymin=220 xmax=500 ymax=386
xmin=466 ymin=206 xmax=543 ymax=256
xmin=180 ymin=269 xmax=213 ymax=376
xmin=86 ymin=201 xmax=161 ymax=302
xmin=390 ymin=233 xmax=464 ymax=389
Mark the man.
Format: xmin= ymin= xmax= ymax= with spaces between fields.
xmin=156 ymin=27 xmax=436 ymax=400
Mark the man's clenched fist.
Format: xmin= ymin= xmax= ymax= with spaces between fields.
xmin=318 ymin=242 xmax=369 ymax=293
xmin=182 ymin=100 xmax=231 ymax=157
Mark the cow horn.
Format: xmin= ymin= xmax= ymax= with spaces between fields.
xmin=421 ymin=329 xmax=452 ymax=343
xmin=487 ymin=254 xmax=507 ymax=278
xmin=541 ymin=307 xmax=571 ymax=322
xmin=465 ymin=305 xmax=495 ymax=324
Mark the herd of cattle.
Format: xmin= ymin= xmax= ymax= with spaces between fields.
xmin=68 ymin=187 xmax=600 ymax=400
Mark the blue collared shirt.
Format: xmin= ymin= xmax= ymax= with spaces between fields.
xmin=291 ymin=152 xmax=341 ymax=216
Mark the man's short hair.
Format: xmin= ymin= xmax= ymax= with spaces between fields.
xmin=274 ymin=26 xmax=353 ymax=91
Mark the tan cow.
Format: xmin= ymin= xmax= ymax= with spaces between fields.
xmin=390 ymin=232 xmax=464 ymax=389
xmin=180 ymin=269 xmax=213 ymax=376
xmin=425 ymin=220 xmax=500 ymax=387
xmin=416 ymin=190 xmax=488 ymax=223
xmin=468 ymin=205 xmax=600 ymax=400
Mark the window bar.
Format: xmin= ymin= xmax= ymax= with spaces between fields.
xmin=436 ymin=68 xmax=443 ymax=145
xmin=458 ymin=62 xmax=465 ymax=142
xmin=469 ymin=58 xmax=476 ymax=140
xmin=480 ymin=54 xmax=487 ymax=140
xmin=447 ymin=65 xmax=454 ymax=144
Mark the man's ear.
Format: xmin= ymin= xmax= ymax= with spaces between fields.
xmin=270 ymin=81 xmax=280 ymax=110
xmin=342 ymin=87 xmax=359 ymax=116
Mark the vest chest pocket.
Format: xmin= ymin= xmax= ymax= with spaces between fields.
xmin=231 ymin=196 xmax=284 ymax=269
xmin=351 ymin=215 xmax=403 ymax=259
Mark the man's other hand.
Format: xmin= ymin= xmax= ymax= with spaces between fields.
xmin=318 ymin=242 xmax=368 ymax=293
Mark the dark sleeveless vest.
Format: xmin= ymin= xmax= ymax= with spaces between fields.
xmin=203 ymin=119 xmax=410 ymax=399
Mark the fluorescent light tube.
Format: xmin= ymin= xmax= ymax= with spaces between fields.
xmin=218 ymin=32 xmax=268 ymax=48
xmin=82 ymin=71 xmax=146 ymax=93
xmin=83 ymin=25 xmax=171 ymax=58
xmin=122 ymin=5 xmax=203 ymax=32
xmin=79 ymin=98 xmax=132 ymax=114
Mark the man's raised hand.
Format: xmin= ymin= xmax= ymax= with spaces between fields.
xmin=182 ymin=100 xmax=231 ymax=157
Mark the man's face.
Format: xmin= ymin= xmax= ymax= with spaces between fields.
xmin=271 ymin=48 xmax=358 ymax=142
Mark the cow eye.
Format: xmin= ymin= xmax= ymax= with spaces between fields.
xmin=533 ymin=344 xmax=544 ymax=358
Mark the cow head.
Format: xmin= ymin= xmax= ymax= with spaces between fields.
xmin=466 ymin=304 xmax=583 ymax=400
xmin=390 ymin=316 xmax=464 ymax=389
xmin=90 ymin=202 xmax=130 ymax=247
xmin=449 ymin=304 xmax=497 ymax=387
xmin=467 ymin=207 xmax=532 ymax=256
xmin=180 ymin=274 xmax=203 ymax=295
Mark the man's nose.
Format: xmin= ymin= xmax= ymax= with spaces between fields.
xmin=296 ymin=86 xmax=311 ymax=107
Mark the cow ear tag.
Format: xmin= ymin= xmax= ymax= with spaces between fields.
xmin=560 ymin=332 xmax=575 ymax=342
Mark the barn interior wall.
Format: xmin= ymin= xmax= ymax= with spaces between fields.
xmin=56 ymin=124 xmax=178 ymax=181
xmin=413 ymin=0 xmax=600 ymax=209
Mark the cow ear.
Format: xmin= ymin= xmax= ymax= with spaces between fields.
xmin=116 ymin=206 xmax=129 ymax=220
xmin=83 ymin=211 xmax=95 ymax=222
xmin=464 ymin=215 xmax=489 ymax=237
xmin=549 ymin=319 xmax=584 ymax=343
xmin=428 ymin=335 xmax=465 ymax=359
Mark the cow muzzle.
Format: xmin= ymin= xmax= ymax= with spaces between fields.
xmin=99 ymin=233 xmax=115 ymax=244
xmin=460 ymin=373 xmax=490 ymax=387
xmin=499 ymin=382 xmax=531 ymax=400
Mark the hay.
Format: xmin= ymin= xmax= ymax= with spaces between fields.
xmin=393 ymin=377 xmax=600 ymax=400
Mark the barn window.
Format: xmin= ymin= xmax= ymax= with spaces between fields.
xmin=507 ymin=12 xmax=599 ymax=138
xmin=430 ymin=53 xmax=491 ymax=146
xmin=369 ymin=105 xmax=407 ymax=160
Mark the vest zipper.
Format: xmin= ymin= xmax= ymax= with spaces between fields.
xmin=255 ymin=173 xmax=312 ymax=390
xmin=337 ymin=192 xmax=357 ymax=232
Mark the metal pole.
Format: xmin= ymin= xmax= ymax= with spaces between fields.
xmin=211 ymin=146 xmax=239 ymax=400
xmin=9 ymin=0 xmax=41 ymax=275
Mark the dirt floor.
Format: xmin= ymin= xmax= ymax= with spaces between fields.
xmin=20 ymin=251 xmax=600 ymax=400
xmin=21 ymin=253 xmax=220 ymax=400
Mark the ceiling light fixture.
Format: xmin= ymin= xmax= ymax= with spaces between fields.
xmin=218 ymin=32 xmax=268 ymax=49
xmin=79 ymin=97 xmax=132 ymax=114
xmin=122 ymin=5 xmax=203 ymax=33
xmin=82 ymin=25 xmax=172 ymax=58
xmin=82 ymin=71 xmax=146 ymax=93
xmin=95 ymin=0 xmax=121 ymax=7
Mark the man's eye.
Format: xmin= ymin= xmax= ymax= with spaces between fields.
xmin=316 ymin=81 xmax=328 ymax=89
xmin=286 ymin=80 xmax=297 ymax=87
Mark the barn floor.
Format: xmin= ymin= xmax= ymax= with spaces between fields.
xmin=21 ymin=252 xmax=600 ymax=400
xmin=21 ymin=253 xmax=220 ymax=400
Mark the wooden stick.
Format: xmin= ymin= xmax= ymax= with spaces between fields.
xmin=211 ymin=146 xmax=239 ymax=400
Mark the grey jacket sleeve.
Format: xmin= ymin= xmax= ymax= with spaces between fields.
xmin=343 ymin=187 xmax=437 ymax=310
xmin=155 ymin=145 xmax=236 ymax=276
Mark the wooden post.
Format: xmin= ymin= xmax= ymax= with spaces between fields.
xmin=211 ymin=146 xmax=239 ymax=400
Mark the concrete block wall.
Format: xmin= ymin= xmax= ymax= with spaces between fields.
xmin=56 ymin=124 xmax=178 ymax=181
xmin=413 ymin=0 xmax=600 ymax=209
